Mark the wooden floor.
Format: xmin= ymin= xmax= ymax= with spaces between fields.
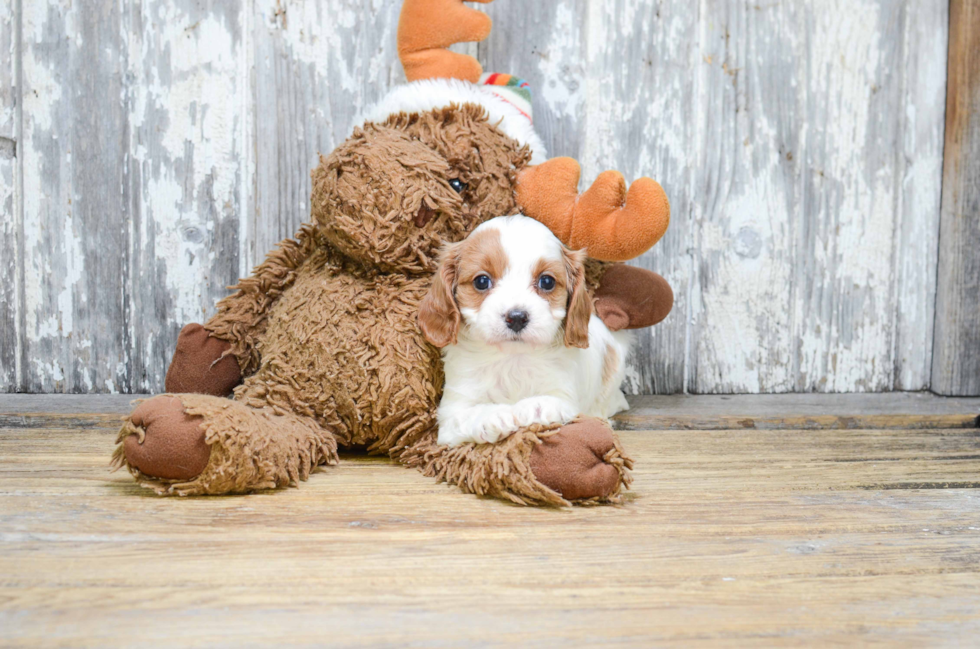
xmin=1 ymin=395 xmax=979 ymax=647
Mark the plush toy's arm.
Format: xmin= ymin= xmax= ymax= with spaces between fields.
xmin=593 ymin=264 xmax=674 ymax=331
xmin=203 ymin=224 xmax=320 ymax=377
xmin=516 ymin=157 xmax=670 ymax=263
xmin=163 ymin=226 xmax=319 ymax=396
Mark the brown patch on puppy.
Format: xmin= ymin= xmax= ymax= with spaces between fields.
xmin=419 ymin=241 xmax=463 ymax=347
xmin=561 ymin=247 xmax=592 ymax=349
xmin=420 ymin=228 xmax=510 ymax=347
xmin=532 ymin=257 xmax=571 ymax=312
xmin=602 ymin=344 xmax=621 ymax=387
xmin=453 ymin=228 xmax=509 ymax=312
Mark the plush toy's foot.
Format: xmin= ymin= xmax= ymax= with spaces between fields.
xmin=399 ymin=417 xmax=632 ymax=506
xmin=530 ymin=418 xmax=631 ymax=501
xmin=165 ymin=323 xmax=242 ymax=396
xmin=112 ymin=394 xmax=338 ymax=496
xmin=594 ymin=264 xmax=674 ymax=331
xmin=122 ymin=396 xmax=211 ymax=481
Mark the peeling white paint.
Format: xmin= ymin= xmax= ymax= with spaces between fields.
xmin=0 ymin=0 xmax=950 ymax=394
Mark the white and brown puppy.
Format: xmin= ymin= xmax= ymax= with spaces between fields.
xmin=420 ymin=215 xmax=630 ymax=447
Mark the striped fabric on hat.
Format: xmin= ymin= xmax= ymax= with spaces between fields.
xmin=479 ymin=73 xmax=533 ymax=122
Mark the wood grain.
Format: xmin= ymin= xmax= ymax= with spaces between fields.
xmin=482 ymin=0 xmax=949 ymax=394
xmin=250 ymin=0 xmax=405 ymax=262
xmin=124 ymin=1 xmax=248 ymax=394
xmin=2 ymin=411 xmax=979 ymax=646
xmin=0 ymin=1 xmax=956 ymax=394
xmin=18 ymin=0 xmax=131 ymax=393
xmin=689 ymin=0 xmax=947 ymax=393
xmin=932 ymin=0 xmax=980 ymax=396
xmin=0 ymin=0 xmax=17 ymax=391
xmin=3 ymin=392 xmax=979 ymax=432
xmin=8 ymin=1 xmax=247 ymax=394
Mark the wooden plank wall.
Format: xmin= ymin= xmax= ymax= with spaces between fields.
xmin=0 ymin=0 xmax=17 ymax=391
xmin=933 ymin=0 xmax=980 ymax=396
xmin=0 ymin=0 xmax=956 ymax=395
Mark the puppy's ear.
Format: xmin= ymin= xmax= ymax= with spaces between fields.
xmin=562 ymin=247 xmax=592 ymax=349
xmin=420 ymin=242 xmax=462 ymax=347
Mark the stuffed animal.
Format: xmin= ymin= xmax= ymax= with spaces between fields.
xmin=111 ymin=0 xmax=673 ymax=505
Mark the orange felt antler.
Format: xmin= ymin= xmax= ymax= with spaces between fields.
xmin=398 ymin=0 xmax=495 ymax=83
xmin=516 ymin=158 xmax=670 ymax=262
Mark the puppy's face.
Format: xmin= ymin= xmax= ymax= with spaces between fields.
xmin=420 ymin=215 xmax=592 ymax=349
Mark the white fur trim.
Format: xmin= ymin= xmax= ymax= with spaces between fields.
xmin=360 ymin=79 xmax=547 ymax=164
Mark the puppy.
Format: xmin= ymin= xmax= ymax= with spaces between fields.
xmin=419 ymin=214 xmax=631 ymax=447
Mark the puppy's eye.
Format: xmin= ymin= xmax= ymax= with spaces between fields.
xmin=449 ymin=178 xmax=468 ymax=193
xmin=473 ymin=274 xmax=492 ymax=291
xmin=537 ymin=275 xmax=556 ymax=291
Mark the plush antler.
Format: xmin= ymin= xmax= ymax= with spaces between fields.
xmin=398 ymin=0 xmax=495 ymax=83
xmin=516 ymin=158 xmax=670 ymax=262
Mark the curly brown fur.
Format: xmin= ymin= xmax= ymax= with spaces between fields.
xmin=232 ymin=265 xmax=444 ymax=454
xmin=206 ymin=225 xmax=323 ymax=375
xmin=312 ymin=105 xmax=531 ymax=276
xmin=113 ymin=393 xmax=339 ymax=496
xmin=114 ymin=104 xmax=630 ymax=505
xmin=398 ymin=422 xmax=632 ymax=507
xmin=399 ymin=425 xmax=571 ymax=506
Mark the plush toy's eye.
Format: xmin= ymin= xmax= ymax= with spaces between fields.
xmin=449 ymin=178 xmax=468 ymax=193
xmin=473 ymin=274 xmax=492 ymax=291
xmin=537 ymin=275 xmax=556 ymax=291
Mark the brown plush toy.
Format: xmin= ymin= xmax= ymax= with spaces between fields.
xmin=112 ymin=0 xmax=673 ymax=505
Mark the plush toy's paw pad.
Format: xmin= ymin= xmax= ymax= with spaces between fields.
xmin=165 ymin=323 xmax=242 ymax=396
xmin=594 ymin=265 xmax=674 ymax=330
xmin=529 ymin=418 xmax=623 ymax=501
xmin=594 ymin=298 xmax=631 ymax=332
xmin=122 ymin=396 xmax=210 ymax=481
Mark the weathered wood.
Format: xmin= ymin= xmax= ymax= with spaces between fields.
xmin=688 ymin=0 xmax=947 ymax=393
xmin=1 ymin=418 xmax=979 ymax=645
xmin=0 ymin=0 xmax=18 ymax=390
xmin=249 ymin=0 xmax=404 ymax=263
xmin=932 ymin=0 xmax=980 ymax=396
xmin=19 ymin=0 xmax=131 ymax=393
xmin=478 ymin=0 xmax=948 ymax=394
xmin=10 ymin=1 xmax=248 ymax=394
xmin=614 ymin=412 xmax=978 ymax=431
xmin=617 ymin=391 xmax=980 ymax=430
xmin=0 ymin=393 xmax=149 ymax=414
xmin=0 ymin=1 xmax=955 ymax=394
xmin=2 ymin=393 xmax=979 ymax=432
xmin=124 ymin=1 xmax=247 ymax=393
xmin=624 ymin=391 xmax=980 ymax=418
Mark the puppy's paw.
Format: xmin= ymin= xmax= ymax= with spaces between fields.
xmin=474 ymin=405 xmax=520 ymax=444
xmin=439 ymin=405 xmax=520 ymax=446
xmin=513 ymin=396 xmax=578 ymax=428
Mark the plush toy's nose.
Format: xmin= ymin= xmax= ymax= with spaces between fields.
xmin=505 ymin=309 xmax=529 ymax=333
xmin=414 ymin=204 xmax=435 ymax=228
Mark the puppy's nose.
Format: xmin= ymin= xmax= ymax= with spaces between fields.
xmin=505 ymin=309 xmax=529 ymax=333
